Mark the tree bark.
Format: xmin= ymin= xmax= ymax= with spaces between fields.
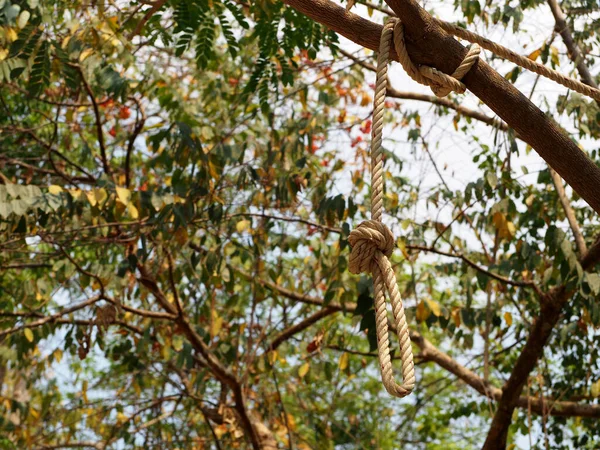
xmin=547 ymin=0 xmax=598 ymax=90
xmin=282 ymin=0 xmax=600 ymax=214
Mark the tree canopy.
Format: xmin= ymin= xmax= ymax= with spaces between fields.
xmin=0 ymin=0 xmax=599 ymax=449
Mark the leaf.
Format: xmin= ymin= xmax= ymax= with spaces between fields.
xmin=116 ymin=186 xmax=131 ymax=205
xmin=94 ymin=188 xmax=108 ymax=208
xmin=211 ymin=311 xmax=223 ymax=338
xmin=28 ymin=40 xmax=50 ymax=96
xmin=338 ymin=352 xmax=349 ymax=371
xmin=236 ymin=219 xmax=250 ymax=233
xmin=451 ymin=307 xmax=461 ymax=327
xmin=592 ymin=380 xmax=600 ymax=398
xmin=346 ymin=0 xmax=356 ymax=11
xmin=24 ymin=328 xmax=34 ymax=342
xmin=492 ymin=212 xmax=516 ymax=240
xmin=17 ymin=10 xmax=30 ymax=29
xmin=54 ymin=348 xmax=63 ymax=363
xmin=416 ymin=300 xmax=430 ymax=322
xmin=504 ymin=311 xmax=513 ymax=327
xmin=48 ymin=185 xmax=63 ymax=195
xmin=426 ymin=298 xmax=442 ymax=317
xmin=486 ymin=172 xmax=498 ymax=189
xmin=298 ymin=362 xmax=310 ymax=378
xmin=527 ymin=48 xmax=541 ymax=61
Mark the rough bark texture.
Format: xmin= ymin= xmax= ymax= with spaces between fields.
xmin=283 ymin=0 xmax=600 ymax=214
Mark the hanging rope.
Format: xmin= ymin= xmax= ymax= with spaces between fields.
xmin=348 ymin=17 xmax=483 ymax=397
xmin=348 ymin=19 xmax=416 ymax=398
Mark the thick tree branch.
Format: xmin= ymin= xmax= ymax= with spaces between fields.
xmin=283 ymin=0 xmax=600 ymax=213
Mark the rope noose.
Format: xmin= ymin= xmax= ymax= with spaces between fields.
xmin=348 ymin=18 xmax=480 ymax=397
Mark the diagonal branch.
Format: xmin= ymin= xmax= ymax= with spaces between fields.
xmin=547 ymin=0 xmax=598 ymax=91
xmin=338 ymin=48 xmax=508 ymax=130
xmin=282 ymin=0 xmax=600 ymax=213
xmin=257 ymin=275 xmax=600 ymax=418
xmin=136 ymin=263 xmax=262 ymax=450
xmin=267 ymin=307 xmax=338 ymax=351
xmin=549 ymin=168 xmax=587 ymax=256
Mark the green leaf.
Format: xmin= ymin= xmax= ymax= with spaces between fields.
xmin=28 ymin=40 xmax=50 ymax=96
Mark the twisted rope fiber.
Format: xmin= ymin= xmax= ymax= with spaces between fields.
xmin=392 ymin=19 xmax=481 ymax=98
xmin=435 ymin=19 xmax=600 ymax=102
xmin=348 ymin=19 xmax=417 ymax=398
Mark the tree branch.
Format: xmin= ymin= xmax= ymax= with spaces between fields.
xmin=282 ymin=0 xmax=600 ymax=213
xmin=547 ymin=0 xmax=598 ymax=91
xmin=338 ymin=48 xmax=508 ymax=130
xmin=549 ymin=168 xmax=587 ymax=256
xmin=267 ymin=307 xmax=338 ymax=351
xmin=129 ymin=0 xmax=169 ymax=39
xmin=136 ymin=263 xmax=263 ymax=450
xmin=258 ymin=274 xmax=600 ymax=419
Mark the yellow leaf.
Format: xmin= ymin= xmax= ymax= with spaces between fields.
xmin=214 ymin=424 xmax=228 ymax=438
xmin=79 ymin=48 xmax=95 ymax=61
xmin=24 ymin=328 xmax=34 ymax=342
xmin=360 ymin=92 xmax=371 ymax=106
xmin=211 ymin=311 xmax=223 ymax=338
xmin=54 ymin=348 xmax=63 ymax=363
xmin=5 ymin=28 xmax=18 ymax=43
xmin=48 ymin=185 xmax=63 ymax=195
xmin=116 ymin=186 xmax=131 ymax=205
xmin=236 ymin=219 xmax=250 ymax=233
xmin=338 ymin=352 xmax=349 ymax=371
xmin=68 ymin=189 xmax=82 ymax=200
xmin=94 ymin=188 xmax=108 ymax=207
xmin=0 ymin=48 xmax=8 ymax=61
xmin=527 ymin=48 xmax=542 ymax=61
xmin=29 ymin=407 xmax=40 ymax=419
xmin=591 ymin=380 xmax=600 ymax=398
xmin=298 ymin=362 xmax=310 ymax=378
xmin=416 ymin=300 xmax=430 ymax=322
xmin=492 ymin=212 xmax=516 ymax=240
xmin=451 ymin=307 xmax=461 ymax=327
xmin=504 ymin=311 xmax=513 ymax=327
xmin=426 ymin=299 xmax=442 ymax=317
xmin=268 ymin=350 xmax=278 ymax=365
xmin=127 ymin=203 xmax=139 ymax=219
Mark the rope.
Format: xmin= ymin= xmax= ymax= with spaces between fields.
xmin=392 ymin=19 xmax=480 ymax=98
xmin=348 ymin=19 xmax=416 ymax=398
xmin=435 ymin=19 xmax=600 ymax=102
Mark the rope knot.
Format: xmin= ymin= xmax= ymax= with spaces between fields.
xmin=390 ymin=18 xmax=480 ymax=98
xmin=348 ymin=220 xmax=395 ymax=275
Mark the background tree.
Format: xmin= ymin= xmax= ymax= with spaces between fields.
xmin=0 ymin=0 xmax=599 ymax=449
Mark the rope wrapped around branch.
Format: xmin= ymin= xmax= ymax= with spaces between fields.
xmin=348 ymin=18 xmax=479 ymax=397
